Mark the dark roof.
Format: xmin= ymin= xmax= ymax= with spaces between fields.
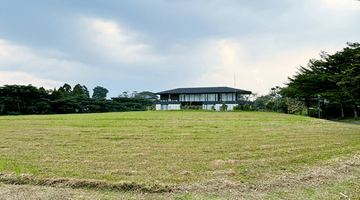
xmin=157 ymin=87 xmax=251 ymax=95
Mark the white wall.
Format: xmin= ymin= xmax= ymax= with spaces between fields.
xmin=204 ymin=104 xmax=214 ymax=110
xmin=156 ymin=104 xmax=161 ymax=110
xmin=215 ymin=104 xmax=222 ymax=111
xmin=226 ymin=104 xmax=237 ymax=111
xmin=156 ymin=104 xmax=180 ymax=110
xmin=214 ymin=103 xmax=237 ymax=111
xmin=168 ymin=104 xmax=180 ymax=110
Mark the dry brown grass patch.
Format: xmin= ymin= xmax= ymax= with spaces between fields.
xmin=212 ymin=159 xmax=239 ymax=165
xmin=0 ymin=173 xmax=172 ymax=193
xmin=181 ymin=171 xmax=192 ymax=176
xmin=0 ymin=155 xmax=359 ymax=198
xmin=0 ymin=148 xmax=15 ymax=151
xmin=109 ymin=169 xmax=138 ymax=176
xmin=128 ymin=153 xmax=145 ymax=157
xmin=178 ymin=133 xmax=195 ymax=136
xmin=211 ymin=169 xmax=235 ymax=175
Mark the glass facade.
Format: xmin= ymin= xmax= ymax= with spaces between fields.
xmin=185 ymin=94 xmax=190 ymax=101
xmin=208 ymin=94 xmax=215 ymax=101
xmin=219 ymin=93 xmax=236 ymax=101
xmin=173 ymin=93 xmax=236 ymax=102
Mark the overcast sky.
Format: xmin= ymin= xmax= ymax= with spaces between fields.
xmin=1 ymin=0 xmax=359 ymax=97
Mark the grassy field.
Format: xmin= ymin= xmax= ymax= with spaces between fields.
xmin=0 ymin=110 xmax=360 ymax=199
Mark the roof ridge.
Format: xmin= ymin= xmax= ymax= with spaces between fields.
xmin=156 ymin=86 xmax=251 ymax=94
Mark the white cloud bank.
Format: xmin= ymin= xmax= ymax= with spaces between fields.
xmin=78 ymin=17 xmax=163 ymax=64
xmin=0 ymin=71 xmax=63 ymax=89
xmin=321 ymin=0 xmax=360 ymax=11
xmin=0 ymin=39 xmax=95 ymax=89
xmin=194 ymin=39 xmax=348 ymax=95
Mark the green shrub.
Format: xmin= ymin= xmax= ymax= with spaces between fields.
xmin=265 ymin=100 xmax=276 ymax=111
xmin=233 ymin=104 xmax=242 ymax=110
xmin=221 ymin=102 xmax=228 ymax=111
xmin=243 ymin=103 xmax=251 ymax=111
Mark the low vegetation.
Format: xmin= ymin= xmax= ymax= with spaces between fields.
xmin=0 ymin=111 xmax=359 ymax=199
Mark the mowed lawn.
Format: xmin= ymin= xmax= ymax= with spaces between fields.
xmin=1 ymin=111 xmax=360 ymax=199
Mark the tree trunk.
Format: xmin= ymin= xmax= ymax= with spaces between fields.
xmin=354 ymin=104 xmax=359 ymax=119
xmin=307 ymin=107 xmax=309 ymax=116
xmin=340 ymin=103 xmax=344 ymax=119
xmin=288 ymin=106 xmax=290 ymax=114
xmin=305 ymin=98 xmax=310 ymax=116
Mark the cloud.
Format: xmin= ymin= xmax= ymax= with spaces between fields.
xmin=0 ymin=71 xmax=63 ymax=89
xmin=78 ymin=17 xmax=163 ymax=65
xmin=320 ymin=0 xmax=360 ymax=12
xmin=1 ymin=0 xmax=359 ymax=97
xmin=0 ymin=39 xmax=99 ymax=89
xmin=194 ymin=38 xmax=349 ymax=95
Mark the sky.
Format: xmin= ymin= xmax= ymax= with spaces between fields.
xmin=0 ymin=0 xmax=359 ymax=98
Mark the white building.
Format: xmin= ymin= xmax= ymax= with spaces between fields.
xmin=155 ymin=86 xmax=252 ymax=111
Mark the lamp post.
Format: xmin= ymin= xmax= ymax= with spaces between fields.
xmin=318 ymin=95 xmax=322 ymax=119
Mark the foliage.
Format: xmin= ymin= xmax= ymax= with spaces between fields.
xmin=233 ymin=104 xmax=242 ymax=110
xmin=265 ymin=100 xmax=275 ymax=111
xmin=0 ymin=85 xmax=50 ymax=115
xmin=287 ymin=98 xmax=306 ymax=114
xmin=180 ymin=105 xmax=202 ymax=110
xmin=243 ymin=103 xmax=251 ymax=111
xmin=0 ymin=84 xmax=153 ymax=115
xmin=253 ymin=95 xmax=271 ymax=111
xmin=134 ymin=91 xmax=159 ymax=101
xmin=284 ymin=42 xmax=360 ymax=119
xmin=73 ymin=84 xmax=90 ymax=98
xmin=252 ymin=86 xmax=306 ymax=115
xmin=92 ymin=86 xmax=108 ymax=99
xmin=150 ymin=104 xmax=156 ymax=110
xmin=221 ymin=101 xmax=228 ymax=111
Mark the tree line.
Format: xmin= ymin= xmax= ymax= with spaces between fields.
xmin=0 ymin=84 xmax=157 ymax=115
xmin=252 ymin=42 xmax=360 ymax=119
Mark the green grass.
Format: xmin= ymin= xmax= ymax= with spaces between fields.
xmin=1 ymin=110 xmax=360 ymax=199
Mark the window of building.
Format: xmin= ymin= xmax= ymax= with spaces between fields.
xmin=200 ymin=94 xmax=205 ymax=101
xmin=208 ymin=94 xmax=215 ymax=101
xmin=189 ymin=94 xmax=195 ymax=101
xmin=185 ymin=95 xmax=190 ymax=101
xmin=194 ymin=94 xmax=200 ymax=101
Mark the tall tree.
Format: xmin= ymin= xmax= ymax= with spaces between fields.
xmin=92 ymin=86 xmax=109 ymax=99
xmin=284 ymin=59 xmax=323 ymax=115
xmin=58 ymin=83 xmax=72 ymax=97
xmin=285 ymin=42 xmax=360 ymax=119
xmin=336 ymin=43 xmax=360 ymax=118
xmin=0 ymin=84 xmax=50 ymax=115
xmin=135 ymin=91 xmax=159 ymax=101
xmin=73 ymin=84 xmax=90 ymax=98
